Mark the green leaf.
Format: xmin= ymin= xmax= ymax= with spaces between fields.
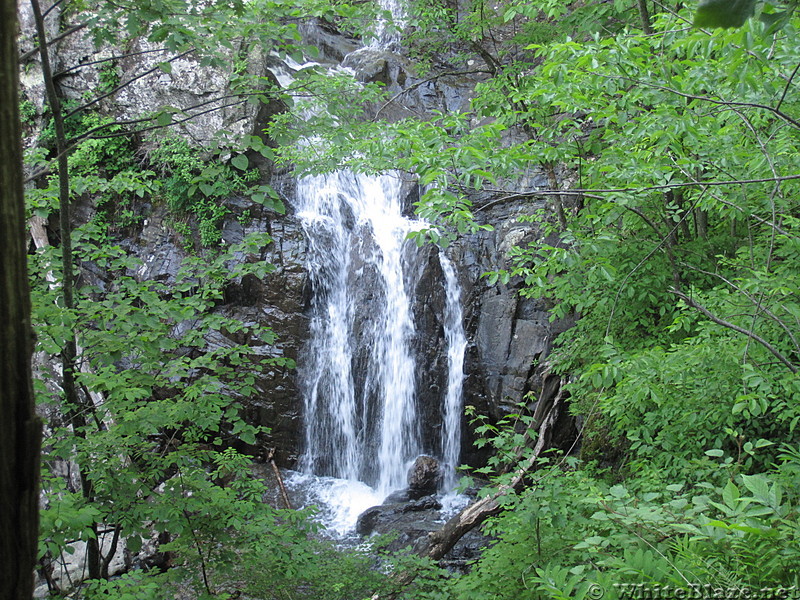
xmin=722 ymin=480 xmax=740 ymax=508
xmin=609 ymin=484 xmax=627 ymax=499
xmin=759 ymin=10 xmax=789 ymax=28
xmin=127 ymin=536 xmax=143 ymax=553
xmin=694 ymin=0 xmax=756 ymax=28
xmin=740 ymin=474 xmax=770 ymax=501
xmin=231 ymin=154 xmax=249 ymax=171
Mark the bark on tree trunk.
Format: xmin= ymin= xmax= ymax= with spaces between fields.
xmin=636 ymin=0 xmax=653 ymax=35
xmin=695 ymin=208 xmax=708 ymax=239
xmin=1 ymin=0 xmax=42 ymax=595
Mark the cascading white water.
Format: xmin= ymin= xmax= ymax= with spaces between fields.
xmin=296 ymin=175 xmax=360 ymax=483
xmin=297 ymin=171 xmax=423 ymax=497
xmin=440 ymin=254 xmax=467 ymax=491
xmin=372 ymin=0 xmax=405 ymax=49
xmin=297 ymin=171 xmax=470 ymax=512
xmin=290 ymin=0 xmax=469 ymax=534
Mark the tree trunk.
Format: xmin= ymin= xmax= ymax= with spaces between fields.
xmin=30 ymin=0 xmax=102 ymax=578
xmin=544 ymin=162 xmax=567 ymax=232
xmin=1 ymin=0 xmax=42 ymax=595
xmin=695 ymin=208 xmax=708 ymax=239
xmin=636 ymin=0 xmax=653 ymax=35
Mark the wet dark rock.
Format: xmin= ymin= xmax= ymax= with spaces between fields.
xmin=407 ymin=455 xmax=441 ymax=499
xmin=410 ymin=246 xmax=448 ymax=457
xmin=355 ymin=494 xmax=492 ymax=559
xmin=383 ymin=489 xmax=411 ymax=504
xmin=299 ymin=19 xmax=360 ymax=63
xmin=355 ymin=506 xmax=384 ymax=536
xmin=438 ymin=528 xmax=492 ymax=573
xmin=448 ymin=190 xmax=578 ymax=468
xmin=355 ymin=496 xmax=443 ymax=549
xmin=403 ymin=496 xmax=443 ymax=512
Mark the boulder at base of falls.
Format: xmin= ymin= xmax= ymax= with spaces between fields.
xmin=355 ymin=457 xmax=446 ymax=550
xmin=355 ymin=495 xmax=443 ymax=550
xmin=354 ymin=493 xmax=491 ymax=565
xmin=407 ymin=455 xmax=441 ymax=499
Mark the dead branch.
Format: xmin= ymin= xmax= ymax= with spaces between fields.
xmin=669 ymin=288 xmax=797 ymax=373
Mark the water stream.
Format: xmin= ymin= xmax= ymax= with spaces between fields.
xmin=440 ymin=254 xmax=467 ymax=491
xmin=297 ymin=171 xmax=422 ymax=496
xmin=290 ymin=1 xmax=467 ymax=535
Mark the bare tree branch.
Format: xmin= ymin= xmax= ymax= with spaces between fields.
xmin=63 ymin=49 xmax=194 ymax=120
xmin=56 ymin=47 xmax=178 ymax=75
xmin=18 ymin=22 xmax=88 ymax=63
xmin=42 ymin=0 xmax=70 ymax=19
xmin=679 ymin=262 xmax=800 ymax=355
xmin=669 ymin=289 xmax=797 ymax=373
xmin=480 ymin=172 xmax=800 ymax=201
xmin=776 ymin=60 xmax=800 ymax=113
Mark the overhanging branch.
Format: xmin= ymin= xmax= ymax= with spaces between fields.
xmin=669 ymin=289 xmax=797 ymax=373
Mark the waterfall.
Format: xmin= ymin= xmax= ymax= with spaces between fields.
xmin=297 ymin=172 xmax=423 ymax=496
xmin=373 ymin=0 xmax=405 ymax=49
xmin=291 ymin=0 xmax=468 ymax=532
xmin=440 ymin=254 xmax=467 ymax=491
xmin=297 ymin=172 xmax=469 ymax=501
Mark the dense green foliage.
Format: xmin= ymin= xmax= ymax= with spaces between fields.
xmin=268 ymin=0 xmax=800 ymax=596
xmin=21 ymin=0 xmax=370 ymax=596
xmin=372 ymin=0 xmax=800 ymax=597
xmin=20 ymin=0 xmax=800 ymax=596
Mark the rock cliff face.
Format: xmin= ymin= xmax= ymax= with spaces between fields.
xmin=76 ymin=190 xmax=311 ymax=464
xmin=19 ymin=2 xmax=576 ymax=472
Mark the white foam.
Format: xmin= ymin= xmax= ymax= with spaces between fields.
xmin=287 ymin=471 xmax=384 ymax=537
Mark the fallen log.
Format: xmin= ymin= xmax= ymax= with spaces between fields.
xmin=415 ymin=380 xmax=564 ymax=560
xmin=371 ymin=375 xmax=566 ymax=599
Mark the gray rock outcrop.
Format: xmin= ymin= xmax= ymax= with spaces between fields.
xmin=19 ymin=0 xmax=577 ymax=476
xmin=407 ymin=455 xmax=441 ymax=499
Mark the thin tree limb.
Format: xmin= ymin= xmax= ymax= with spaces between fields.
xmin=30 ymin=0 xmax=101 ymax=578
xmin=593 ymin=73 xmax=800 ymax=130
xmin=267 ymin=448 xmax=292 ymax=510
xmin=57 ymin=47 xmax=178 ymax=75
xmin=479 ymin=172 xmax=800 ymax=200
xmin=18 ymin=23 xmax=88 ymax=63
xmin=669 ymin=289 xmax=797 ymax=373
xmin=63 ymin=49 xmax=194 ymax=120
xmin=679 ymin=262 xmax=800 ymax=355
xmin=776 ymin=60 xmax=800 ymax=113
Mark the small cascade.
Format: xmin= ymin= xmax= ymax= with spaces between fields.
xmin=440 ymin=253 xmax=467 ymax=491
xmin=373 ymin=0 xmax=405 ymax=49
